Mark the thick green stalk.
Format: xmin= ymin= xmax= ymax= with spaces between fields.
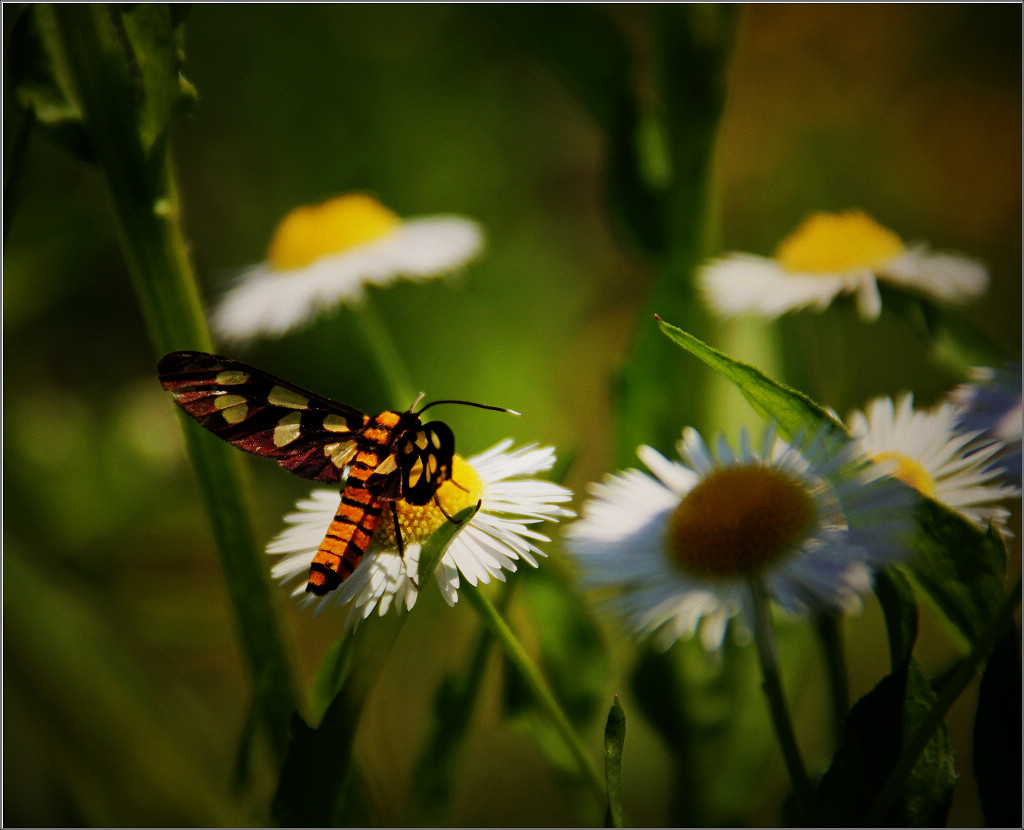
xmin=46 ymin=4 xmax=297 ymax=758
xmin=461 ymin=582 xmax=607 ymax=805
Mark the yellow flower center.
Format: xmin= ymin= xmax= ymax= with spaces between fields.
xmin=774 ymin=210 xmax=906 ymax=274
xmin=267 ymin=194 xmax=402 ymax=270
xmin=375 ymin=455 xmax=484 ymax=547
xmin=666 ymin=466 xmax=817 ymax=578
xmin=873 ymin=451 xmax=935 ymax=498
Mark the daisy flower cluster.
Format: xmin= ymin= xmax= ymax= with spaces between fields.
xmin=565 ymin=368 xmax=1021 ymax=654
xmin=698 ymin=210 xmax=988 ymax=322
xmin=212 ymin=193 xmax=483 ymax=343
xmin=268 ymin=441 xmax=573 ymax=626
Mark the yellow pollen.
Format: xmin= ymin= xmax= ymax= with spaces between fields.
xmin=873 ymin=451 xmax=935 ymax=498
xmin=376 ymin=456 xmax=484 ymax=547
xmin=774 ymin=210 xmax=906 ymax=274
xmin=267 ymin=194 xmax=402 ymax=270
xmin=666 ymin=466 xmax=817 ymax=579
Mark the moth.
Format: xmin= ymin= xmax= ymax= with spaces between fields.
xmin=158 ymin=351 xmax=515 ymax=595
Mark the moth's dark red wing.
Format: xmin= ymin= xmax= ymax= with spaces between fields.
xmin=158 ymin=351 xmax=371 ymax=483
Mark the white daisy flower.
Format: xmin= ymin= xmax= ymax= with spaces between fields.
xmin=848 ymin=393 xmax=1020 ymax=531
xmin=211 ymin=193 xmax=484 ymax=343
xmin=268 ymin=441 xmax=574 ymax=625
xmin=565 ymin=426 xmax=915 ymax=652
xmin=699 ymin=210 xmax=988 ymax=322
xmin=950 ymin=364 xmax=1023 ymax=488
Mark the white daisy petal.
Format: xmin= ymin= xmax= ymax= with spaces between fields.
xmin=698 ymin=253 xmax=854 ymax=320
xmin=880 ymin=245 xmax=989 ymax=304
xmin=637 ymin=444 xmax=700 ymax=494
xmin=566 ymin=425 xmax=914 ymax=652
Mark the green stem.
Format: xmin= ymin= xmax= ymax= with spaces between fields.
xmin=461 ymin=582 xmax=607 ymax=805
xmin=46 ymin=4 xmax=297 ymax=758
xmin=865 ymin=574 xmax=1023 ymax=826
xmin=354 ymin=292 xmax=418 ymax=407
xmin=815 ymin=613 xmax=850 ymax=750
xmin=748 ymin=576 xmax=814 ymax=824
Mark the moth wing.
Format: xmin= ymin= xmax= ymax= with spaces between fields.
xmin=158 ymin=351 xmax=370 ymax=483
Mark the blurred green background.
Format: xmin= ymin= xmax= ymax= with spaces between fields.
xmin=4 ymin=5 xmax=1020 ymax=826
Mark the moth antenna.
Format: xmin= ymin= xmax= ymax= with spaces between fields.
xmin=417 ymin=398 xmax=521 ymax=417
xmin=408 ymin=392 xmax=427 ymax=412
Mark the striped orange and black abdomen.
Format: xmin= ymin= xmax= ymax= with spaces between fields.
xmin=306 ymin=411 xmax=403 ymax=596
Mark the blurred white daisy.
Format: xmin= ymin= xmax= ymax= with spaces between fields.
xmin=950 ymin=364 xmax=1022 ymax=488
xmin=268 ymin=441 xmax=573 ymax=625
xmin=212 ymin=193 xmax=484 ymax=343
xmin=848 ymin=393 xmax=1020 ymax=531
xmin=565 ymin=426 xmax=915 ymax=652
xmin=699 ymin=210 xmax=988 ymax=321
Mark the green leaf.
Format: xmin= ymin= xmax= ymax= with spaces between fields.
xmin=817 ymin=658 xmax=955 ymax=826
xmin=8 ymin=5 xmax=92 ymax=160
xmin=902 ymin=498 xmax=1008 ymax=649
xmin=655 ymin=316 xmax=846 ymax=441
xmin=417 ymin=502 xmax=481 ymax=590
xmin=117 ymin=5 xmax=198 ymax=158
xmin=972 ymin=624 xmax=1022 ymax=827
xmin=10 ymin=5 xmax=196 ymax=167
xmin=603 ymin=697 xmax=626 ymax=829
xmin=874 ymin=568 xmax=919 ymax=672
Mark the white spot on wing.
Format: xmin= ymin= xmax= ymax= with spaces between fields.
xmin=323 ymin=413 xmax=350 ymax=432
xmin=215 ymin=394 xmax=249 ymax=424
xmin=216 ymin=370 xmax=249 ymax=385
xmin=407 ymin=458 xmax=423 ymax=488
xmin=273 ymin=411 xmax=302 ymax=447
xmin=374 ymin=455 xmax=398 ymax=476
xmin=268 ymin=385 xmax=310 ymax=409
xmin=325 ymin=440 xmax=358 ymax=469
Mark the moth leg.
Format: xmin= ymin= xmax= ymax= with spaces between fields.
xmin=391 ymin=501 xmax=407 ymax=559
